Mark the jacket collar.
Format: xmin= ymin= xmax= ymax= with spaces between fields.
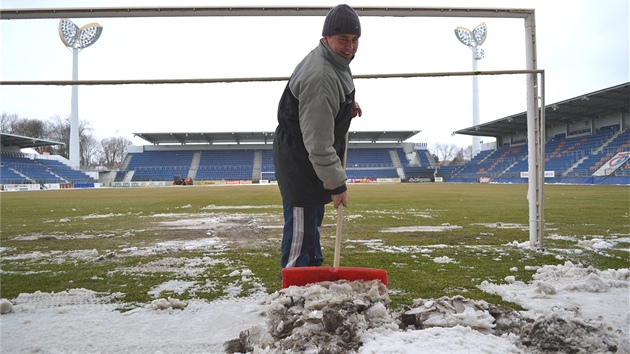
xmin=319 ymin=38 xmax=353 ymax=69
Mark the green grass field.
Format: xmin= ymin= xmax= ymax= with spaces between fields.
xmin=1 ymin=183 xmax=628 ymax=310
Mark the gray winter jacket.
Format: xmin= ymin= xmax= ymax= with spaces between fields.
xmin=273 ymin=39 xmax=355 ymax=207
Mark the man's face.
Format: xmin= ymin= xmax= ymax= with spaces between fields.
xmin=324 ymin=34 xmax=359 ymax=60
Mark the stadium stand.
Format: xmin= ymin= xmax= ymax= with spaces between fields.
xmin=1 ymin=163 xmax=29 ymax=184
xmin=2 ymin=83 xmax=628 ymax=189
xmin=452 ymin=145 xmax=527 ymax=182
xmin=415 ymin=149 xmax=435 ymax=167
xmin=36 ymin=158 xmax=97 ymax=184
xmin=0 ymin=152 xmax=96 ymax=185
xmin=260 ymin=149 xmax=276 ymax=181
xmin=572 ymin=126 xmax=630 ymax=175
xmin=347 ymin=147 xmax=393 ymax=168
xmin=125 ymin=150 xmax=194 ymax=182
xmin=196 ymin=150 xmax=255 ymax=181
xmin=6 ymin=128 xmax=627 ymax=188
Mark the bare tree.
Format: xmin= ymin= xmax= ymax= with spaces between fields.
xmin=2 ymin=113 xmax=53 ymax=153
xmin=463 ymin=145 xmax=473 ymax=161
xmin=100 ymin=136 xmax=132 ymax=167
xmin=2 ymin=114 xmax=131 ymax=167
xmin=1 ymin=112 xmax=20 ymax=133
xmin=431 ymin=143 xmax=459 ymax=165
xmin=451 ymin=146 xmax=474 ymax=165
xmin=44 ymin=115 xmax=70 ymax=157
xmin=1 ymin=113 xmax=46 ymax=139
xmin=451 ymin=147 xmax=468 ymax=165
xmin=43 ymin=115 xmax=95 ymax=165
xmin=82 ymin=134 xmax=100 ymax=166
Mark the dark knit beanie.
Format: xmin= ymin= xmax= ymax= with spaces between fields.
xmin=322 ymin=4 xmax=361 ymax=37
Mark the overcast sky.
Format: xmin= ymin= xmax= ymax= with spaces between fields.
xmin=1 ymin=0 xmax=628 ymax=148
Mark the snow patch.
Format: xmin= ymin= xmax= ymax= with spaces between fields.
xmin=381 ymin=225 xmax=462 ymax=233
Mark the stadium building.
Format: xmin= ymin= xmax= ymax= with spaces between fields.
xmin=1 ymin=82 xmax=629 ymax=191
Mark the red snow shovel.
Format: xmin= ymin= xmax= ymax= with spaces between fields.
xmin=282 ymin=133 xmax=388 ymax=288
xmin=281 ymin=203 xmax=388 ymax=288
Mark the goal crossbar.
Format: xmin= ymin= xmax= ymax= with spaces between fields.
xmin=0 ymin=69 xmax=543 ymax=86
xmin=0 ymin=7 xmax=534 ymax=20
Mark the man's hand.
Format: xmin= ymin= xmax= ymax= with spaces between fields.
xmin=352 ymin=101 xmax=362 ymax=118
xmin=332 ymin=191 xmax=348 ymax=209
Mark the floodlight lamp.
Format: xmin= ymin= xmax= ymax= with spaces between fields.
xmin=59 ymin=19 xmax=78 ymax=47
xmin=472 ymin=22 xmax=487 ymax=46
xmin=78 ymin=23 xmax=103 ymax=48
xmin=59 ymin=19 xmax=103 ymax=49
xmin=455 ymin=23 xmax=487 ymax=48
xmin=454 ymin=26 xmax=473 ymax=47
xmin=475 ymin=48 xmax=485 ymax=60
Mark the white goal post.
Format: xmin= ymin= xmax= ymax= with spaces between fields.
xmin=0 ymin=6 xmax=546 ymax=250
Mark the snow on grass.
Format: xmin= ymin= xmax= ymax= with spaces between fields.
xmin=3 ymin=258 xmax=624 ymax=354
xmin=381 ymin=225 xmax=462 ymax=233
xmin=2 ymin=209 xmax=628 ymax=353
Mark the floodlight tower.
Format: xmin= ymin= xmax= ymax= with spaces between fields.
xmin=58 ymin=19 xmax=103 ymax=167
xmin=454 ymin=23 xmax=487 ymax=157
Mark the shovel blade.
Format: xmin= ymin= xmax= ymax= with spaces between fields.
xmin=282 ymin=266 xmax=388 ymax=288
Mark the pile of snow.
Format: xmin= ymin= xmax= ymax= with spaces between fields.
xmin=225 ymin=287 xmax=524 ymax=353
xmin=1 ymin=292 xmax=267 ymax=353
xmin=225 ymin=280 xmax=392 ymax=353
xmin=0 ymin=299 xmax=13 ymax=314
xmin=221 ymin=261 xmax=628 ymax=353
xmin=480 ymin=261 xmax=629 ymax=353
xmin=148 ymin=297 xmax=188 ymax=311
xmin=396 ymin=296 xmax=520 ymax=335
xmin=1 ymin=261 xmax=628 ymax=353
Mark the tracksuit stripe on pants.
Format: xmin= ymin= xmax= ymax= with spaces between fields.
xmin=286 ymin=206 xmax=304 ymax=268
xmin=281 ymin=201 xmax=324 ymax=268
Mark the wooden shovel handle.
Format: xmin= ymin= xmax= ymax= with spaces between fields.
xmin=333 ymin=203 xmax=343 ymax=267
xmin=333 ymin=132 xmax=349 ymax=268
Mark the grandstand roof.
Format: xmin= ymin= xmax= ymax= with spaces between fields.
xmin=133 ymin=131 xmax=420 ymax=145
xmin=0 ymin=133 xmax=64 ymax=149
xmin=454 ymin=82 xmax=630 ymax=138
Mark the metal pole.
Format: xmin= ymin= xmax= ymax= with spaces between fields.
xmin=0 ymin=69 xmax=544 ymax=86
xmin=0 ymin=7 xmax=536 ymax=21
xmin=472 ymin=48 xmax=480 ymax=157
xmin=537 ymin=72 xmax=546 ymax=250
xmin=69 ymin=47 xmax=80 ymax=167
xmin=524 ymin=12 xmax=543 ymax=249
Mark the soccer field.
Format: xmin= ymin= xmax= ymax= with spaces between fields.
xmin=1 ymin=183 xmax=628 ymax=309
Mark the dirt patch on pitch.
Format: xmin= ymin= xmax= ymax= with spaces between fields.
xmin=152 ymin=212 xmax=283 ymax=249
